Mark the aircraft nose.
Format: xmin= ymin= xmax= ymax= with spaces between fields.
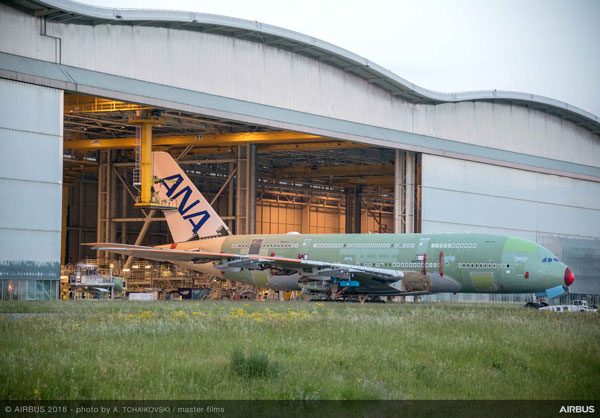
xmin=564 ymin=267 xmax=575 ymax=287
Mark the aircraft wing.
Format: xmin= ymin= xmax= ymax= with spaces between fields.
xmin=86 ymin=243 xmax=240 ymax=263
xmin=252 ymin=255 xmax=404 ymax=282
xmin=88 ymin=243 xmax=404 ymax=283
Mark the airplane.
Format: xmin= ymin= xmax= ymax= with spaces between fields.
xmin=89 ymin=151 xmax=575 ymax=302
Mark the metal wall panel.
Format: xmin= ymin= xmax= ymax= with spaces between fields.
xmin=0 ymin=78 xmax=62 ymax=299
xmin=422 ymin=159 xmax=600 ymax=209
xmin=0 ymin=229 xmax=60 ymax=263
xmin=3 ymin=4 xmax=597 ymax=169
xmin=536 ymin=234 xmax=600 ymax=295
xmin=421 ymin=154 xmax=600 ymax=294
xmin=0 ymin=78 xmax=63 ymax=135
xmin=0 ymin=3 xmax=57 ymax=63
xmin=422 ymin=154 xmax=600 ymax=237
xmin=0 ymin=179 xmax=62 ymax=231
xmin=54 ymin=20 xmax=600 ymax=167
xmin=0 ymin=129 xmax=62 ymax=183
xmin=422 ymin=188 xmax=600 ymax=238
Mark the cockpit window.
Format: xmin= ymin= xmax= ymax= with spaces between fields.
xmin=553 ymin=258 xmax=559 ymax=262
xmin=542 ymin=258 xmax=548 ymax=262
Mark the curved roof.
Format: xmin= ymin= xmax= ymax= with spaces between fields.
xmin=6 ymin=0 xmax=600 ymax=135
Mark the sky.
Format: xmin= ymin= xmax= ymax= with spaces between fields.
xmin=79 ymin=0 xmax=600 ymax=117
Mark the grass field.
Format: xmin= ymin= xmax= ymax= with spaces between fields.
xmin=0 ymin=301 xmax=598 ymax=400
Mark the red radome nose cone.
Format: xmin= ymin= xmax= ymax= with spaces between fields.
xmin=564 ymin=267 xmax=575 ymax=287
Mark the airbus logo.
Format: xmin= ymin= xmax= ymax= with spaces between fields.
xmin=559 ymin=406 xmax=595 ymax=414
xmin=160 ymin=174 xmax=211 ymax=234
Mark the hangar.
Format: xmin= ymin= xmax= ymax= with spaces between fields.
xmin=1 ymin=0 xmax=599 ymax=301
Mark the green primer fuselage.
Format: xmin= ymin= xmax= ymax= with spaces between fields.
xmin=184 ymin=233 xmax=568 ymax=295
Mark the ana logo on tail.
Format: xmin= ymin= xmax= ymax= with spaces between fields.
xmin=153 ymin=151 xmax=230 ymax=242
xmin=160 ymin=174 xmax=210 ymax=235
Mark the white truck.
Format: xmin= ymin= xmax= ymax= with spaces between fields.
xmin=539 ymin=300 xmax=598 ymax=313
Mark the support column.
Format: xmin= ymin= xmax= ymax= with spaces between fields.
xmin=61 ymin=184 xmax=70 ymax=264
xmin=354 ymin=185 xmax=362 ymax=233
xmin=97 ymin=150 xmax=109 ymax=262
xmin=301 ymin=201 xmax=311 ymax=233
xmin=131 ymin=114 xmax=163 ymax=208
xmin=235 ymin=144 xmax=256 ymax=235
xmin=228 ymin=162 xmax=235 ymax=232
xmin=394 ymin=149 xmax=405 ymax=233
xmin=405 ymin=151 xmax=415 ymax=233
xmin=108 ymin=155 xmax=117 ymax=245
xmin=344 ymin=186 xmax=362 ymax=233
xmin=139 ymin=123 xmax=153 ymax=205
xmin=96 ymin=150 xmax=117 ymax=262
xmin=415 ymin=153 xmax=422 ymax=233
xmin=77 ymin=177 xmax=84 ymax=262
xmin=96 ymin=154 xmax=104 ymax=254
xmin=235 ymin=146 xmax=247 ymax=234
xmin=121 ymin=175 xmax=128 ymax=245
xmin=248 ymin=144 xmax=256 ymax=235
xmin=345 ymin=188 xmax=353 ymax=233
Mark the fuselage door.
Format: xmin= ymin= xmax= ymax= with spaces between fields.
xmin=513 ymin=256 xmax=526 ymax=277
xmin=248 ymin=238 xmax=264 ymax=255
xmin=300 ymin=238 xmax=313 ymax=259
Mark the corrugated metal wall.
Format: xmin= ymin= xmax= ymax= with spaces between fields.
xmin=421 ymin=154 xmax=600 ymax=295
xmin=1 ymin=3 xmax=598 ymax=169
xmin=0 ymin=78 xmax=63 ymax=300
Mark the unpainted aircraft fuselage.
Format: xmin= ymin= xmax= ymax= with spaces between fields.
xmin=161 ymin=232 xmax=572 ymax=297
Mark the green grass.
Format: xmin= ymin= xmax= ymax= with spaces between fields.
xmin=230 ymin=347 xmax=278 ymax=379
xmin=0 ymin=300 xmax=598 ymax=400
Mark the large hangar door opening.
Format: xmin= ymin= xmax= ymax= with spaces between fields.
xmin=0 ymin=79 xmax=63 ymax=300
xmin=421 ymin=154 xmax=600 ymax=297
xmin=59 ymin=93 xmax=405 ymax=268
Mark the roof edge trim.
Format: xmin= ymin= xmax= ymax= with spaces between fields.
xmin=13 ymin=0 xmax=600 ymax=130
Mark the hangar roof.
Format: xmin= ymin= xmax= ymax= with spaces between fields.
xmin=5 ymin=0 xmax=600 ymax=135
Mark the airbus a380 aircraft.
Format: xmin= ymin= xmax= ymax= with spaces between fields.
xmin=91 ymin=152 xmax=575 ymax=301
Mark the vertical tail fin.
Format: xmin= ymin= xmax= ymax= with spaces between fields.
xmin=153 ymin=151 xmax=231 ymax=242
